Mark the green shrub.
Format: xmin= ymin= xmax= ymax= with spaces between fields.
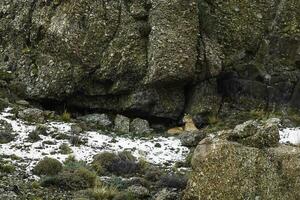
xmin=287 ymin=109 xmax=300 ymax=126
xmin=92 ymin=151 xmax=140 ymax=176
xmin=69 ymin=135 xmax=86 ymax=146
xmin=40 ymin=157 xmax=96 ymax=190
xmin=62 ymin=110 xmax=71 ymax=122
xmin=31 ymin=181 xmax=40 ymax=189
xmin=0 ymin=163 xmax=15 ymax=173
xmin=41 ymin=167 xmax=96 ymax=190
xmin=107 ymin=176 xmax=128 ymax=190
xmin=28 ymin=130 xmax=42 ymax=142
xmin=91 ymin=152 xmax=118 ymax=175
xmin=33 ymin=157 xmax=63 ymax=176
xmin=158 ymin=174 xmax=188 ymax=189
xmin=208 ymin=114 xmax=219 ymax=125
xmin=144 ymin=167 xmax=163 ymax=182
xmin=113 ymin=192 xmax=136 ymax=200
xmin=59 ymin=143 xmax=73 ymax=154
xmin=85 ymin=184 xmax=118 ymax=200
xmin=64 ymin=156 xmax=87 ymax=170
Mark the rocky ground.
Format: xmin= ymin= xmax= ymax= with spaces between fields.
xmin=0 ymin=99 xmax=299 ymax=200
xmin=0 ymin=101 xmax=193 ymax=200
xmin=0 ymin=0 xmax=299 ymax=199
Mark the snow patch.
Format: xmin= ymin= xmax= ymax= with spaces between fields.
xmin=0 ymin=108 xmax=189 ymax=172
xmin=280 ymin=128 xmax=300 ymax=145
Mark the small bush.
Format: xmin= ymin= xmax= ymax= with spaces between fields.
xmin=107 ymin=176 xmax=127 ymax=190
xmin=64 ymin=155 xmax=87 ymax=170
xmin=70 ymin=135 xmax=85 ymax=146
xmin=86 ymin=184 xmax=118 ymax=200
xmin=287 ymin=109 xmax=300 ymax=126
xmin=113 ymin=192 xmax=136 ymax=200
xmin=92 ymin=151 xmax=140 ymax=176
xmin=208 ymin=114 xmax=219 ymax=125
xmin=59 ymin=143 xmax=73 ymax=154
xmin=91 ymin=152 xmax=117 ymax=175
xmin=28 ymin=130 xmax=42 ymax=142
xmin=31 ymin=181 xmax=40 ymax=189
xmin=62 ymin=110 xmax=71 ymax=122
xmin=41 ymin=167 xmax=96 ymax=190
xmin=40 ymin=157 xmax=96 ymax=190
xmin=158 ymin=174 xmax=188 ymax=189
xmin=33 ymin=157 xmax=63 ymax=176
xmin=0 ymin=163 xmax=15 ymax=173
xmin=144 ymin=167 xmax=163 ymax=182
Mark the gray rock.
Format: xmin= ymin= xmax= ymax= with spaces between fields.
xmin=78 ymin=114 xmax=112 ymax=129
xmin=179 ymin=131 xmax=206 ymax=147
xmin=226 ymin=118 xmax=280 ymax=148
xmin=154 ymin=188 xmax=179 ymax=200
xmin=130 ymin=118 xmax=152 ymax=134
xmin=114 ymin=114 xmax=130 ymax=133
xmin=18 ymin=108 xmax=44 ymax=123
xmin=185 ymin=79 xmax=222 ymax=118
xmin=1 ymin=0 xmax=299 ymax=121
xmin=0 ymin=190 xmax=18 ymax=200
xmin=127 ymin=185 xmax=149 ymax=198
xmin=15 ymin=100 xmax=30 ymax=107
xmin=0 ymin=119 xmax=14 ymax=144
xmin=71 ymin=124 xmax=83 ymax=135
xmin=184 ymin=138 xmax=300 ymax=200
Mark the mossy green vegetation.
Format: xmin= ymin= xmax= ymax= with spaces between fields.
xmin=0 ymin=163 xmax=15 ymax=174
xmin=33 ymin=157 xmax=63 ymax=176
xmin=59 ymin=143 xmax=73 ymax=154
xmin=62 ymin=110 xmax=71 ymax=122
xmin=39 ymin=157 xmax=96 ymax=190
xmin=91 ymin=151 xmax=140 ymax=176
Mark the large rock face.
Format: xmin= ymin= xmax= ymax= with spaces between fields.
xmin=0 ymin=0 xmax=299 ymax=120
xmin=184 ymin=138 xmax=300 ymax=200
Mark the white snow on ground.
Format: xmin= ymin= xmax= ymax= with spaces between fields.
xmin=0 ymin=108 xmax=189 ymax=172
xmin=280 ymin=128 xmax=300 ymax=145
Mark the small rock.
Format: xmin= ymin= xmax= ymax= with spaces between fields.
xmin=227 ymin=118 xmax=280 ymax=148
xmin=43 ymin=110 xmax=55 ymax=119
xmin=155 ymin=143 xmax=162 ymax=148
xmin=0 ymin=119 xmax=14 ymax=144
xmin=78 ymin=113 xmax=112 ymax=129
xmin=114 ymin=114 xmax=130 ymax=133
xmin=15 ymin=100 xmax=30 ymax=106
xmin=179 ymin=131 xmax=206 ymax=147
xmin=130 ymin=118 xmax=152 ymax=134
xmin=127 ymin=185 xmax=149 ymax=198
xmin=154 ymin=188 xmax=179 ymax=200
xmin=71 ymin=124 xmax=83 ymax=134
xmin=18 ymin=108 xmax=44 ymax=123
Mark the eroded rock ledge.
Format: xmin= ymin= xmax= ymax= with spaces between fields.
xmin=0 ymin=0 xmax=299 ymax=121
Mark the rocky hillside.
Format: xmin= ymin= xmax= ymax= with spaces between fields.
xmin=0 ymin=0 xmax=299 ymax=122
xmin=0 ymin=0 xmax=300 ymax=200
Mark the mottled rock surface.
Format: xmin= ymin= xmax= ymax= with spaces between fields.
xmin=130 ymin=118 xmax=152 ymax=134
xmin=0 ymin=0 xmax=298 ymax=120
xmin=114 ymin=114 xmax=130 ymax=133
xmin=184 ymin=126 xmax=300 ymax=200
xmin=0 ymin=119 xmax=14 ymax=143
xmin=226 ymin=118 xmax=280 ymax=148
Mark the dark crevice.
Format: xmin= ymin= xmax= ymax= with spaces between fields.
xmin=25 ymin=0 xmax=38 ymax=48
xmin=34 ymin=98 xmax=176 ymax=128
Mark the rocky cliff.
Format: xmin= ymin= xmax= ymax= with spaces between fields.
xmin=0 ymin=0 xmax=299 ymax=122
